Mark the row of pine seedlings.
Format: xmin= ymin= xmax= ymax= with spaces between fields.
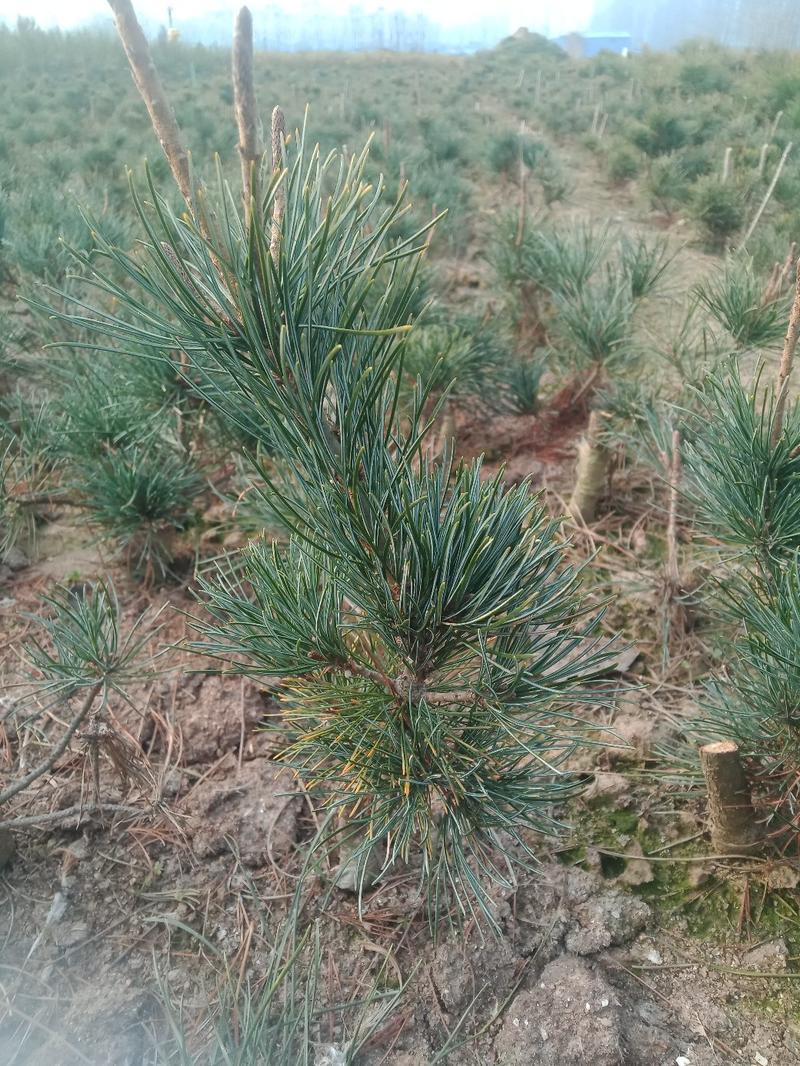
xmin=0 ymin=2 xmax=800 ymax=1050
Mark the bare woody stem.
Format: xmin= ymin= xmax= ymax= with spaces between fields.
xmin=0 ymin=682 xmax=102 ymax=807
xmin=661 ymin=429 xmax=686 ymax=658
xmin=665 ymin=429 xmax=682 ymax=591
xmin=699 ymin=740 xmax=761 ymax=855
xmin=270 ymin=105 xmax=287 ymax=264
xmin=232 ymin=6 xmax=261 ymax=223
xmin=318 ymin=655 xmax=482 ymax=707
xmin=772 ymin=259 xmax=800 ymax=447
xmin=106 ymin=0 xmax=193 ymax=208
xmin=0 ymin=802 xmax=149 ymax=830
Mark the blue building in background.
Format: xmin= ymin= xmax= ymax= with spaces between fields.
xmin=554 ymin=32 xmax=633 ymax=58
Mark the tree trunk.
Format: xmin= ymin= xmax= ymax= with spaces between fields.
xmin=568 ymin=410 xmax=610 ymax=524
xmin=699 ymin=741 xmax=760 ymax=854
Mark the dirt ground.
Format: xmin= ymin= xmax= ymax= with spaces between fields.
xmin=2 ymin=144 xmax=800 ymax=1065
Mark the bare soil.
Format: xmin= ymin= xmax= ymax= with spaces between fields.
xmin=2 ymin=135 xmax=799 ymax=1066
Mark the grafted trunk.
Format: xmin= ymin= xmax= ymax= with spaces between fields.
xmin=568 ymin=410 xmax=609 ymax=524
xmin=699 ymin=740 xmax=760 ymax=854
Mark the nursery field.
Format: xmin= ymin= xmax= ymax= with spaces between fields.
xmin=4 ymin=9 xmax=800 ymax=1065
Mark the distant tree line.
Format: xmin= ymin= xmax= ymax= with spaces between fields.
xmin=591 ymin=0 xmax=800 ymax=51
xmin=65 ymin=5 xmax=515 ymax=55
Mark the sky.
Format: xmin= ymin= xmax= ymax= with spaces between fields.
xmin=0 ymin=0 xmax=594 ymax=36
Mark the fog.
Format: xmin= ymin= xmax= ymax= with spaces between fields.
xmin=3 ymin=0 xmax=800 ymax=52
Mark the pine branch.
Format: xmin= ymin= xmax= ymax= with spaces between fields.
xmin=270 ymin=105 xmax=286 ymax=264
xmin=233 ymin=6 xmax=261 ymax=224
xmin=105 ymin=0 xmax=193 ymax=208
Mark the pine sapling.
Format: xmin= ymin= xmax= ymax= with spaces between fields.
xmin=59 ymin=2 xmax=613 ymax=921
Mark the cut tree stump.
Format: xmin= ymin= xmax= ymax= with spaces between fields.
xmin=699 ymin=740 xmax=761 ymax=855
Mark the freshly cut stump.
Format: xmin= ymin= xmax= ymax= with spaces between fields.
xmin=699 ymin=740 xmax=761 ymax=854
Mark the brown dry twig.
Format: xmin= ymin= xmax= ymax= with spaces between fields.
xmin=0 ymin=682 xmax=102 ymax=808
xmin=0 ymin=802 xmax=155 ymax=830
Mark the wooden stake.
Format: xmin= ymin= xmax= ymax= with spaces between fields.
xmin=106 ymin=0 xmax=193 ymax=208
xmin=772 ymin=259 xmax=800 ymax=447
xmin=742 ymin=141 xmax=793 ymax=247
xmin=721 ymin=146 xmax=732 ymax=183
xmin=699 ymin=741 xmax=760 ymax=854
xmin=233 ymin=6 xmax=261 ymax=224
xmin=757 ymin=142 xmax=769 ymax=179
xmin=515 ymin=121 xmax=527 ymax=248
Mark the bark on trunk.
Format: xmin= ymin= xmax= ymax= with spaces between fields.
xmin=699 ymin=740 xmax=760 ymax=854
xmin=567 ymin=410 xmax=610 ymax=524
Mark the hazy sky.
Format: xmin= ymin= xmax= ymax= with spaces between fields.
xmin=0 ymin=0 xmax=594 ymax=36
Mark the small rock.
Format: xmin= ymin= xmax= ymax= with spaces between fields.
xmin=65 ymin=838 xmax=90 ymax=862
xmin=45 ymin=891 xmax=69 ymax=926
xmin=55 ymin=921 xmax=90 ymax=948
xmin=742 ymin=939 xmax=788 ymax=973
xmin=428 ymin=935 xmax=517 ymax=1015
xmin=584 ymin=771 xmax=631 ymax=804
xmin=2 ymin=545 xmax=28 ymax=571
xmin=618 ymin=840 xmax=654 ymax=886
xmin=495 ymin=957 xmax=623 ymax=1066
xmin=603 ymin=690 xmax=674 ymax=764
xmin=565 ymin=886 xmax=650 ymax=955
xmin=315 ymin=1047 xmax=347 ymax=1066
xmin=177 ymin=676 xmax=270 ymax=765
xmin=333 ymin=840 xmax=385 ymax=893
xmin=766 ymin=865 xmax=800 ymax=890
xmin=187 ymin=759 xmax=302 ymax=868
xmin=161 ymin=769 xmax=184 ymax=797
